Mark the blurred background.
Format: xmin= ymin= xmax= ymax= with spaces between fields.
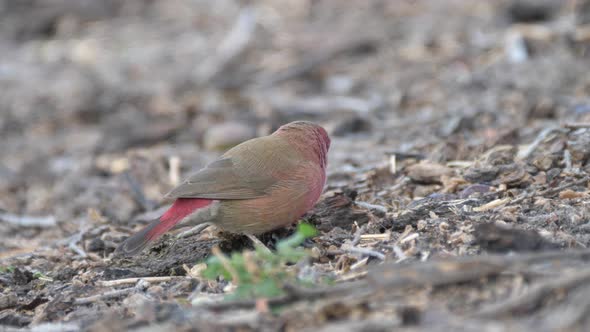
xmin=3 ymin=1 xmax=590 ymax=330
xmin=1 ymin=0 xmax=589 ymax=251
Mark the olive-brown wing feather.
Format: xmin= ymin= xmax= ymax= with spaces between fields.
xmin=164 ymin=137 xmax=297 ymax=200
xmin=164 ymin=158 xmax=276 ymax=199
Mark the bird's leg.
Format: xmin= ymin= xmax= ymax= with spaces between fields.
xmin=245 ymin=233 xmax=272 ymax=254
xmin=176 ymin=223 xmax=211 ymax=238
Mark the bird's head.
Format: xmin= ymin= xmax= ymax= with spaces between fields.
xmin=273 ymin=121 xmax=331 ymax=167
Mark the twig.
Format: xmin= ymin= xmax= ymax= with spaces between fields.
xmin=564 ymin=149 xmax=573 ymax=171
xmin=342 ymin=244 xmax=386 ymax=260
xmin=355 ymin=201 xmax=388 ymax=213
xmin=509 ymin=189 xmax=536 ymax=205
xmin=75 ymin=287 xmax=135 ymax=305
xmin=11 ymin=323 xmax=79 ymax=332
xmin=446 ymin=160 xmax=474 ymax=168
xmin=473 ymin=198 xmax=510 ymax=212
xmin=339 ymin=270 xmax=369 ymax=281
xmin=473 ymin=269 xmax=590 ymax=318
xmin=351 ymin=224 xmax=367 ymax=246
xmin=349 ymin=257 xmax=369 ymax=271
xmin=177 ymin=223 xmax=211 ymax=239
xmin=390 ymin=176 xmax=411 ymax=192
xmin=539 ymin=177 xmax=589 ymax=196
xmin=99 ymin=276 xmax=179 ymax=287
xmin=389 ymin=155 xmax=396 ymax=174
xmin=0 ymin=212 xmax=56 ymax=228
xmin=508 ymin=178 xmax=588 ymax=205
xmin=76 ymin=280 xmax=150 ymax=305
xmin=168 ymin=156 xmax=181 ymax=187
xmin=399 ymin=233 xmax=419 ymax=244
xmin=563 ymin=122 xmax=590 ymax=129
xmin=68 ymin=229 xmax=88 ymax=258
xmin=66 ymin=217 xmax=91 ymax=258
xmin=360 ymin=233 xmax=390 ymax=241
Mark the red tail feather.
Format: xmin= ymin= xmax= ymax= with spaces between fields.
xmin=147 ymin=198 xmax=211 ymax=240
xmin=116 ymin=198 xmax=212 ymax=256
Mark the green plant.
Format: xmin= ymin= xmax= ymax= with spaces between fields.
xmin=200 ymin=223 xmax=318 ymax=300
xmin=0 ymin=266 xmax=15 ymax=273
xmin=32 ymin=271 xmax=53 ymax=282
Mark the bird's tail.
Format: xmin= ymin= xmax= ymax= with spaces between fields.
xmin=115 ymin=198 xmax=212 ymax=256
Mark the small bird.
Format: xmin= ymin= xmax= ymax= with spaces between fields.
xmin=116 ymin=121 xmax=330 ymax=256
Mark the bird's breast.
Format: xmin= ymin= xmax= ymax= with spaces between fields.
xmin=215 ymin=163 xmax=325 ymax=234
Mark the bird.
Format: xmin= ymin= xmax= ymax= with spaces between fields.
xmin=115 ymin=121 xmax=330 ymax=256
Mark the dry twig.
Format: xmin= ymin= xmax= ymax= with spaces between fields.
xmin=76 ymin=280 xmax=150 ymax=305
xmin=342 ymin=244 xmax=386 ymax=260
xmin=99 ymin=276 xmax=180 ymax=287
xmin=0 ymin=212 xmax=56 ymax=228
xmin=474 ymin=269 xmax=590 ymax=318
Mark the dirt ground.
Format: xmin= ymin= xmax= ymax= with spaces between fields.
xmin=2 ymin=0 xmax=590 ymax=331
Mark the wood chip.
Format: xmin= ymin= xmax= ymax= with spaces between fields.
xmin=407 ymin=161 xmax=453 ymax=184
xmin=559 ymin=189 xmax=587 ymax=199
xmin=473 ymin=198 xmax=510 ymax=212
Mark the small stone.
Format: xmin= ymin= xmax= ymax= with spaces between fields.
xmin=417 ymin=220 xmax=427 ymax=231
xmin=507 ymin=0 xmax=557 ymax=23
xmin=87 ymin=238 xmax=105 ymax=252
xmin=481 ymin=145 xmax=517 ymax=165
xmin=311 ymin=247 xmax=321 ymax=259
xmin=528 ymin=98 xmax=556 ymax=119
xmin=0 ymin=294 xmax=17 ymax=310
xmin=147 ymin=285 xmax=164 ymax=298
xmin=531 ymin=154 xmax=554 ymax=171
xmin=459 ymin=184 xmax=491 ymax=199
xmin=324 ymin=75 xmax=355 ymax=94
xmin=407 ymin=161 xmax=453 ymax=184
xmin=413 ymin=184 xmax=441 ymax=198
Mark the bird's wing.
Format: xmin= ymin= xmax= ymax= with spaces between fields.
xmin=164 ymin=137 xmax=296 ymax=200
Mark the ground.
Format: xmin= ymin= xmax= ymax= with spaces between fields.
xmin=2 ymin=0 xmax=590 ymax=331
